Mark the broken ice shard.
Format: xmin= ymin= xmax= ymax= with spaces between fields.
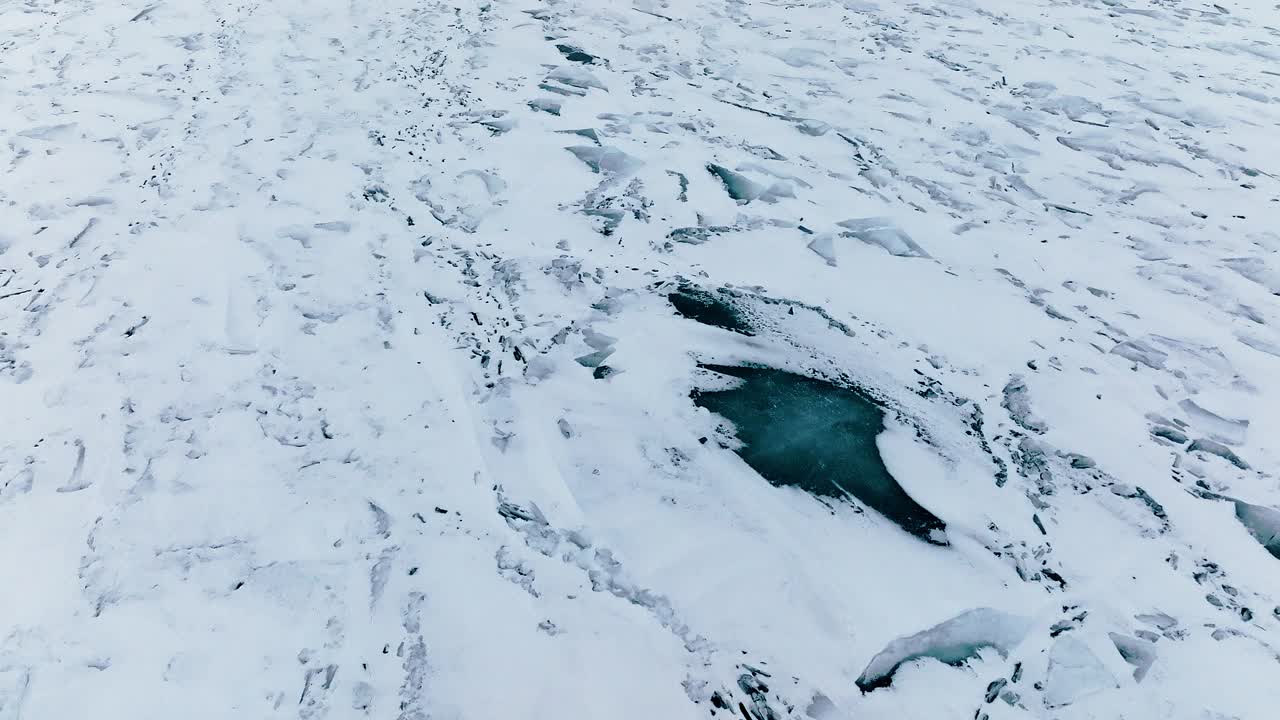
xmin=546 ymin=65 xmax=606 ymax=91
xmin=1187 ymin=438 xmax=1249 ymax=470
xmin=1177 ymin=398 xmax=1249 ymax=446
xmin=1232 ymin=500 xmax=1280 ymax=559
xmin=565 ymin=146 xmax=642 ymax=175
xmin=794 ymin=118 xmax=831 ymax=136
xmin=528 ymin=97 xmax=562 ymax=115
xmin=1222 ymin=256 xmax=1280 ymax=295
xmin=807 ymin=234 xmax=838 ymax=266
xmin=692 ymin=364 xmax=947 ymax=542
xmin=706 ymin=163 xmax=767 ymax=203
xmin=705 ymin=163 xmax=794 ymax=203
xmin=1108 ymin=632 xmax=1156 ymax=682
xmin=575 ymin=349 xmax=614 ymax=368
xmin=1043 ymin=636 xmax=1117 ymax=708
xmin=1110 ymin=338 xmax=1168 ymax=369
xmin=556 ymin=127 xmax=601 ymax=144
xmin=575 ymin=327 xmax=618 ymax=367
xmin=837 ymin=217 xmax=930 ymax=258
xmin=856 ymin=608 xmax=1032 ymax=691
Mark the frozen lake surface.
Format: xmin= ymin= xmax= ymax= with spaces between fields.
xmin=2 ymin=0 xmax=1279 ymax=718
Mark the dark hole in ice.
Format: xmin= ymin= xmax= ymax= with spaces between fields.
xmin=668 ymin=286 xmax=754 ymax=335
xmin=555 ymin=44 xmax=597 ymax=64
xmin=692 ymin=364 xmax=947 ymax=543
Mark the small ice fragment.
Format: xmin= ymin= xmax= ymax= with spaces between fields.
xmin=71 ymin=196 xmax=113 ymax=207
xmin=1222 ymin=256 xmax=1280 ymax=294
xmin=1110 ymin=339 xmax=1168 ymax=369
xmin=581 ymin=328 xmax=617 ymax=351
xmin=547 ymin=65 xmax=606 ymax=90
xmin=807 ymin=234 xmax=837 ymax=266
xmin=1237 ymin=333 xmax=1280 ymax=357
xmin=539 ymin=82 xmax=585 ymax=97
xmin=1177 ymin=398 xmax=1248 ymax=445
xmin=17 ymin=123 xmax=77 ymax=140
xmin=1150 ymin=425 xmax=1188 ymax=444
xmin=565 ymin=146 xmax=642 ymax=175
xmin=795 ymin=118 xmax=831 ymax=136
xmin=556 ymin=128 xmax=600 ymax=144
xmin=479 ymin=116 xmax=517 ymax=134
xmin=1108 ymin=632 xmax=1156 ymax=682
xmin=856 ymin=608 xmax=1032 ymax=691
xmin=1043 ymin=636 xmax=1117 ymax=708
xmin=706 ymin=164 xmax=766 ymax=203
xmin=574 ymin=348 xmax=614 ymax=368
xmin=1187 ymin=438 xmax=1249 ymax=470
xmin=837 ymin=217 xmax=930 ymax=258
xmin=528 ymin=97 xmax=562 ymax=115
xmin=1232 ymin=500 xmax=1280 ymax=558
xmin=1134 ymin=612 xmax=1177 ymax=630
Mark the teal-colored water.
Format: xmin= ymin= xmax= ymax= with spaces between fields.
xmin=693 ymin=365 xmax=947 ymax=543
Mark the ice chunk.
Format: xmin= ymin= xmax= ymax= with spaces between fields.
xmin=1222 ymin=256 xmax=1280 ymax=295
xmin=556 ymin=127 xmax=600 ymax=144
xmin=1135 ymin=611 xmax=1178 ymax=631
xmin=574 ymin=327 xmax=618 ymax=367
xmin=539 ymin=81 xmax=585 ymax=97
xmin=706 ymin=163 xmax=767 ymax=203
xmin=795 ymin=118 xmax=831 ymax=136
xmin=1108 ymin=632 xmax=1156 ymax=682
xmin=837 ymin=217 xmax=930 ymax=258
xmin=1237 ymin=332 xmax=1280 ymax=357
xmin=565 ymin=146 xmax=642 ymax=175
xmin=775 ymin=47 xmax=826 ymax=68
xmin=693 ymin=366 xmax=948 ymax=542
xmin=1233 ymin=500 xmax=1280 ymax=559
xmin=856 ymin=608 xmax=1032 ymax=691
xmin=1110 ymin=338 xmax=1168 ymax=369
xmin=1043 ymin=636 xmax=1117 ymax=708
xmin=581 ymin=328 xmax=617 ymax=351
xmin=1150 ymin=424 xmax=1188 ymax=444
xmin=575 ymin=349 xmax=614 ymax=368
xmin=1187 ymin=438 xmax=1249 ymax=470
xmin=546 ymin=65 xmax=606 ymax=90
xmin=1178 ymin=398 xmax=1248 ymax=445
xmin=477 ymin=116 xmax=516 ymax=134
xmin=807 ymin=234 xmax=837 ymax=266
xmin=458 ymin=169 xmax=506 ymax=197
xmin=528 ymin=97 xmax=562 ymax=115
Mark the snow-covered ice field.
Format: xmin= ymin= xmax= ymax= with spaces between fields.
xmin=3 ymin=0 xmax=1280 ymax=717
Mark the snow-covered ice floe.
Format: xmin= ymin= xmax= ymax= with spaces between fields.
xmin=3 ymin=0 xmax=1280 ymax=718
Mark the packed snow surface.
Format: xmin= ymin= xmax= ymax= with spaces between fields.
xmin=2 ymin=0 xmax=1280 ymax=718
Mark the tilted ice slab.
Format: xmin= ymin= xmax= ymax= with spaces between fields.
xmin=856 ymin=608 xmax=1032 ymax=691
